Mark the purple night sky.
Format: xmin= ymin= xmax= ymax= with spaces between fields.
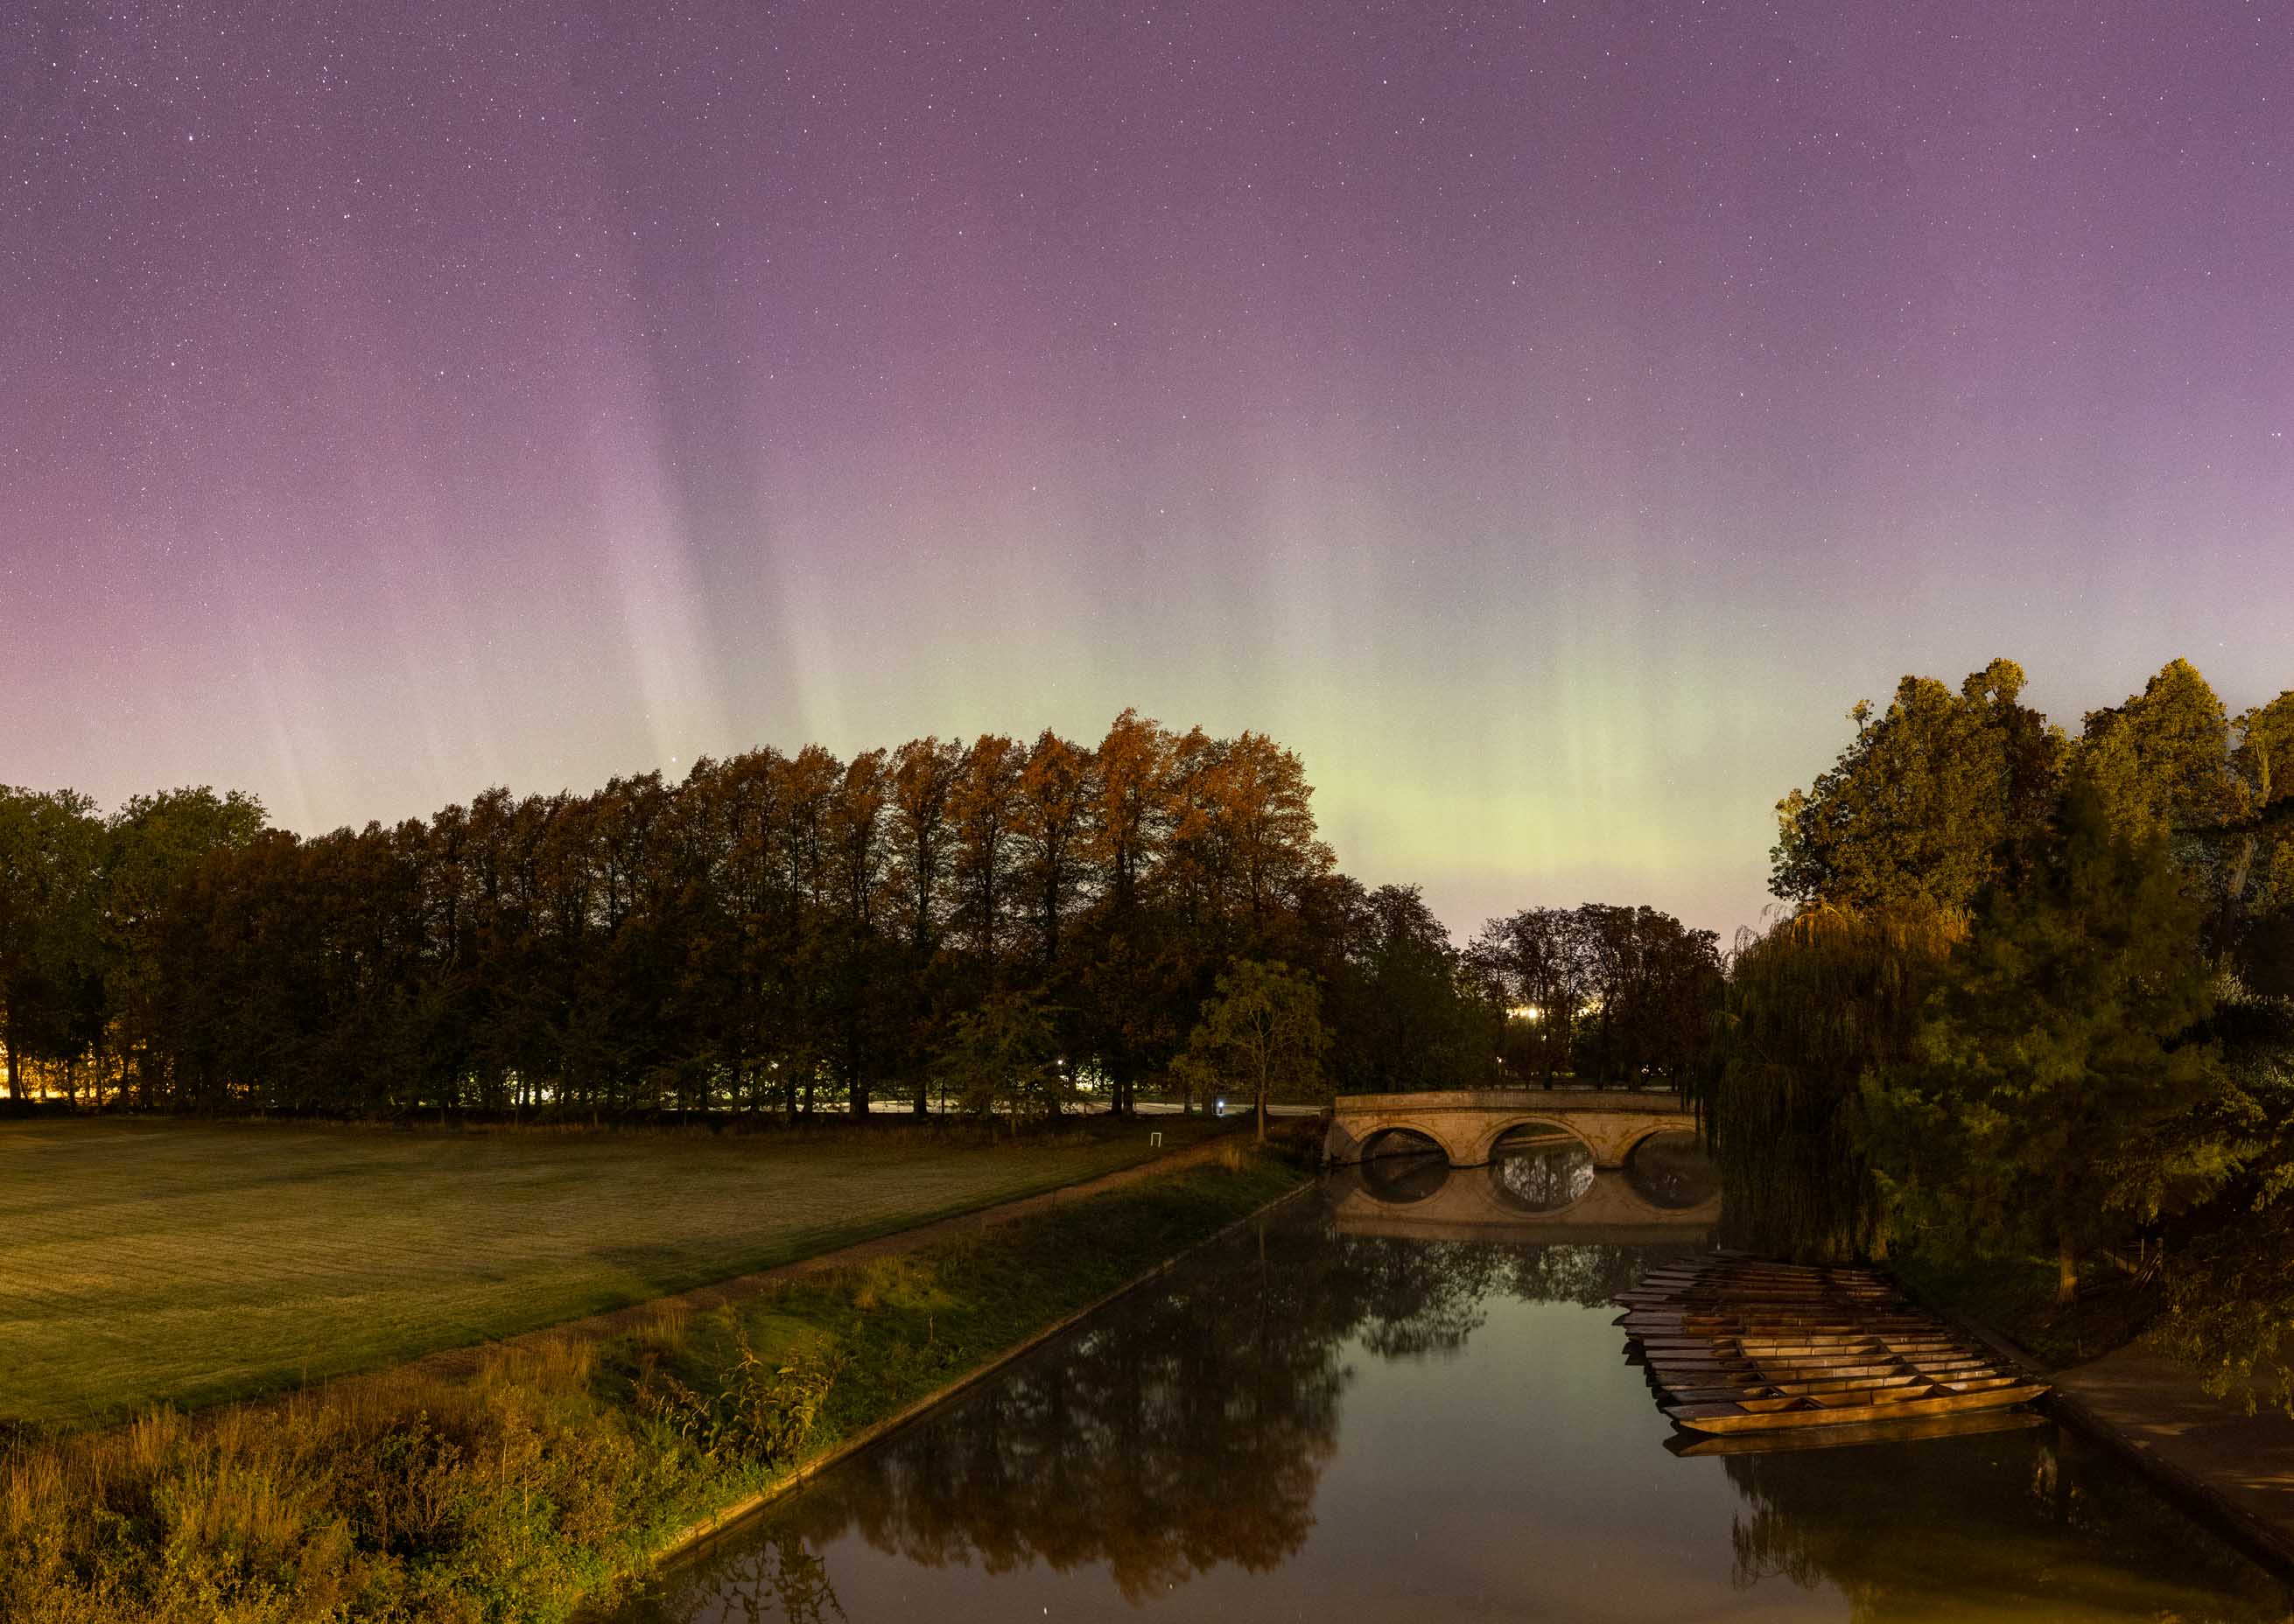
xmin=4 ymin=1 xmax=2289 ymax=938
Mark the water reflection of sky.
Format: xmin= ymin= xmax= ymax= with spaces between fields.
xmin=621 ymin=1193 xmax=2293 ymax=1624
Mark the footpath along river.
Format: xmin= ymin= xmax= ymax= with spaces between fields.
xmin=613 ymin=1144 xmax=2294 ymax=1622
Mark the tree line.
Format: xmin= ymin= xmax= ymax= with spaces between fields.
xmin=0 ymin=711 xmax=1721 ymax=1123
xmin=1706 ymin=657 xmax=2294 ymax=1404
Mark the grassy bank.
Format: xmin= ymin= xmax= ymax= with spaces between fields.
xmin=0 ymin=1145 xmax=1308 ymax=1623
xmin=0 ymin=1115 xmax=1225 ymax=1424
xmin=1896 ymin=1247 xmax=2163 ymax=1369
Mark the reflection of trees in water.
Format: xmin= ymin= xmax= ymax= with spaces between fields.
xmin=646 ymin=1221 xmax=1355 ymax=1614
xmin=1502 ymin=1240 xmax=1694 ymax=1307
xmin=1490 ymin=1140 xmax=1596 ymax=1210
xmin=1721 ymin=1428 xmax=2294 ymax=1621
xmin=638 ymin=1222 xmax=1707 ymax=1620
xmin=1620 ymin=1130 xmax=1719 ymax=1210
xmin=1358 ymin=1146 xmax=1450 ymax=1202
xmin=1333 ymin=1232 xmax=1502 ymax=1358
xmin=672 ymin=1528 xmax=847 ymax=1624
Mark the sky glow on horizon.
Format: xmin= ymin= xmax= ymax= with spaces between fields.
xmin=4 ymin=1 xmax=2290 ymax=940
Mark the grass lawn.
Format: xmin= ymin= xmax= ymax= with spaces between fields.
xmin=0 ymin=1115 xmax=1224 ymax=1425
xmin=0 ymin=1151 xmax=1307 ymax=1620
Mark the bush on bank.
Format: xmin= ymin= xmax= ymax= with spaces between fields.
xmin=0 ymin=1149 xmax=1307 ymax=1624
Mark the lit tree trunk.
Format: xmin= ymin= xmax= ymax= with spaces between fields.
xmin=2057 ymin=1228 xmax=2079 ymax=1306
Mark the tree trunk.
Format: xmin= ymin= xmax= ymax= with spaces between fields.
xmin=1256 ymin=1089 xmax=1266 ymax=1143
xmin=2056 ymin=1228 xmax=2079 ymax=1306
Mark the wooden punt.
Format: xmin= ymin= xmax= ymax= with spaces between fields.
xmin=1663 ymin=1383 xmax=2049 ymax=1432
xmin=1637 ymin=1335 xmax=1966 ymax=1354
xmin=1647 ymin=1346 xmax=1997 ymax=1368
xmin=1645 ymin=1349 xmax=1969 ymax=1367
xmin=1660 ymin=1373 xmax=2014 ymax=1404
xmin=1648 ymin=1364 xmax=2004 ymax=1393
xmin=1626 ymin=1303 xmax=1923 ymax=1322
xmin=1615 ymin=1254 xmax=2047 ymax=1437
xmin=1661 ymin=1373 xmax=2024 ymax=1408
xmin=1662 ymin=1410 xmax=2045 ymax=1458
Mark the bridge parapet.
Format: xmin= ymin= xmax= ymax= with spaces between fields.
xmin=1325 ymin=1088 xmax=1699 ymax=1170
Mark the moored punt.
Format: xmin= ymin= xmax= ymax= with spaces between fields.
xmin=1659 ymin=1374 xmax=2027 ymax=1409
xmin=1640 ymin=1348 xmax=1968 ymax=1365
xmin=1646 ymin=1347 xmax=1998 ymax=1368
xmin=1660 ymin=1372 xmax=2017 ymax=1404
xmin=1645 ymin=1350 xmax=1971 ymax=1368
xmin=1615 ymin=1254 xmax=2047 ymax=1438
xmin=1662 ymin=1410 xmax=2047 ymax=1458
xmin=1639 ymin=1337 xmax=1953 ymax=1348
xmin=1663 ymin=1383 xmax=2050 ymax=1433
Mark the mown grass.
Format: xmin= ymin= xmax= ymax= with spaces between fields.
xmin=0 ymin=1146 xmax=1308 ymax=1624
xmin=0 ymin=1115 xmax=1225 ymax=1424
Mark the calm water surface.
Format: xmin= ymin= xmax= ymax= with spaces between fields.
xmin=619 ymin=1147 xmax=2293 ymax=1623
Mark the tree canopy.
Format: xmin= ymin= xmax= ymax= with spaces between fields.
xmin=0 ymin=718 xmax=1557 ymax=1123
xmin=1172 ymin=960 xmax=1330 ymax=1142
xmin=1859 ymin=785 xmax=2234 ymax=1302
xmin=1737 ymin=654 xmax=2294 ymax=1402
xmin=1771 ymin=658 xmax=2062 ymax=914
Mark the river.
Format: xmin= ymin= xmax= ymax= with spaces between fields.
xmin=614 ymin=1144 xmax=2294 ymax=1622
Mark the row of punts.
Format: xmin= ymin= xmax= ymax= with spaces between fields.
xmin=1613 ymin=1253 xmax=2049 ymax=1438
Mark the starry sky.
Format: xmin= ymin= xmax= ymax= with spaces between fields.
xmin=4 ymin=1 xmax=2290 ymax=940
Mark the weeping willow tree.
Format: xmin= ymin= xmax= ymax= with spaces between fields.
xmin=1700 ymin=902 xmax=1966 ymax=1262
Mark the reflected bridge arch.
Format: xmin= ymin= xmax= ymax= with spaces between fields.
xmin=1327 ymin=1161 xmax=1722 ymax=1244
xmin=1355 ymin=1130 xmax=1453 ymax=1204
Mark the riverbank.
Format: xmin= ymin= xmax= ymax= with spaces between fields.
xmin=0 ymin=1143 xmax=1311 ymax=1623
xmin=2048 ymin=1347 xmax=2294 ymax=1575
xmin=1900 ymin=1252 xmax=2294 ymax=1577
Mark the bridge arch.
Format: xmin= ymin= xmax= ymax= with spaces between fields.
xmin=1477 ymin=1124 xmax=1605 ymax=1211
xmin=1464 ymin=1114 xmax=1598 ymax=1168
xmin=1355 ymin=1121 xmax=1461 ymax=1164
xmin=1610 ymin=1121 xmax=1691 ymax=1166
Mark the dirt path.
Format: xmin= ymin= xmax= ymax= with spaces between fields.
xmin=399 ymin=1130 xmax=1248 ymax=1382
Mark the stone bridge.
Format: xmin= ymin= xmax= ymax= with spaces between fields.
xmin=1323 ymin=1088 xmax=1700 ymax=1170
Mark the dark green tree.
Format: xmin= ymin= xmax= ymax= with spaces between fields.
xmin=1860 ymin=785 xmax=2236 ymax=1304
xmin=1772 ymin=658 xmax=2062 ymax=913
xmin=2076 ymin=658 xmax=2244 ymax=841
xmin=107 ymin=787 xmax=268 ymax=1105
xmin=1705 ymin=901 xmax=1962 ymax=1262
xmin=0 ymin=787 xmax=104 ymax=1100
xmin=1324 ymin=884 xmax=1498 ymax=1096
xmin=1467 ymin=906 xmax=1587 ymax=1083
xmin=1171 ymin=959 xmax=1329 ymax=1142
xmin=1568 ymin=903 xmax=1722 ymax=1088
xmin=2147 ymin=991 xmax=2294 ymax=1412
xmin=932 ymin=988 xmax=1069 ymax=1125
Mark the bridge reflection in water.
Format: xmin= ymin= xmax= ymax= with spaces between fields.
xmin=1329 ymin=1131 xmax=1721 ymax=1246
